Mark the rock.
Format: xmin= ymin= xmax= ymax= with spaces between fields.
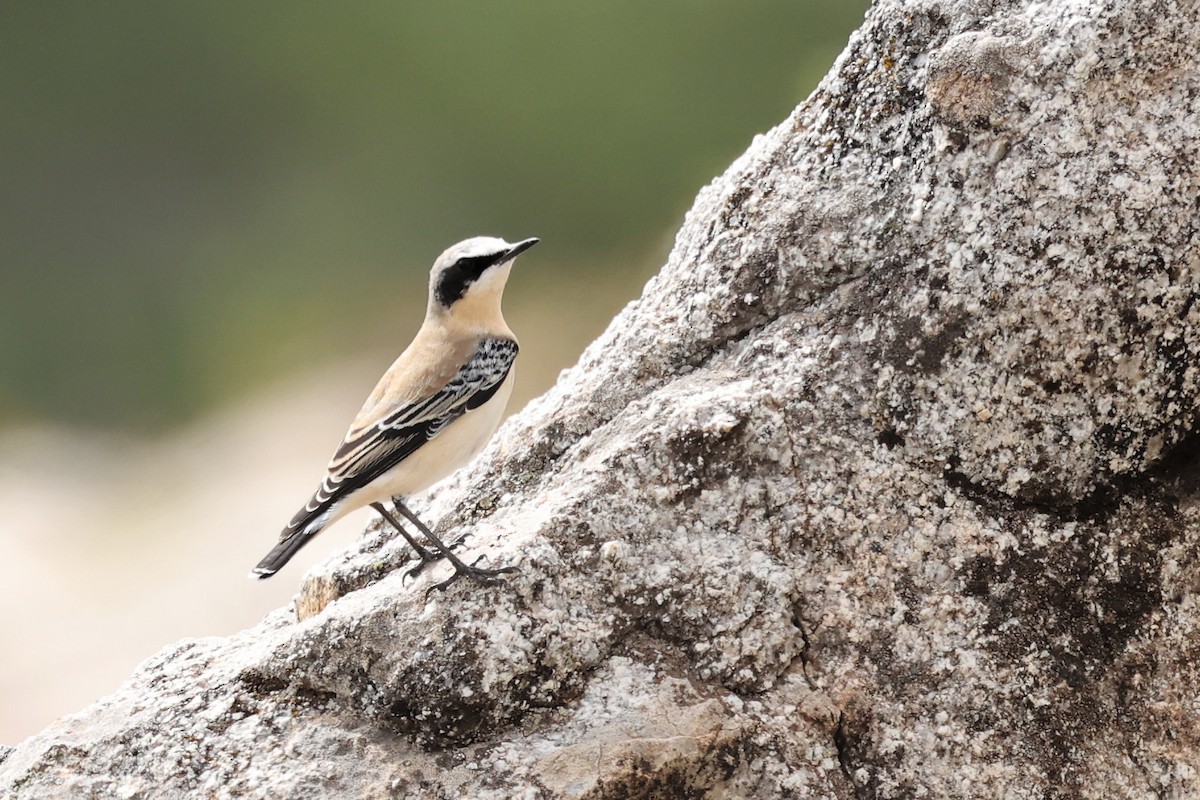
xmin=3 ymin=0 xmax=1199 ymax=797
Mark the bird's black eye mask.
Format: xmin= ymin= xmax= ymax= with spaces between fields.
xmin=435 ymin=253 xmax=501 ymax=307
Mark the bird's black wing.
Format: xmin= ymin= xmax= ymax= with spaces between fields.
xmin=283 ymin=337 xmax=518 ymax=537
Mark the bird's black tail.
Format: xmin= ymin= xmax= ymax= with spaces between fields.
xmin=250 ymin=492 xmax=336 ymax=579
xmin=250 ymin=528 xmax=319 ymax=579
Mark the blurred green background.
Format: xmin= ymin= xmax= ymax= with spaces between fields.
xmin=0 ymin=1 xmax=872 ymax=747
xmin=0 ymin=1 xmax=868 ymax=433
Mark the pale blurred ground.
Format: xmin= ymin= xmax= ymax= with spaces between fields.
xmin=0 ymin=265 xmax=642 ymax=746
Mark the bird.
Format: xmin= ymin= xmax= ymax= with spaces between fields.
xmin=251 ymin=235 xmax=538 ymax=590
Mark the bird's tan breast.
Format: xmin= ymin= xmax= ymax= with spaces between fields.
xmin=349 ymin=324 xmax=489 ymax=434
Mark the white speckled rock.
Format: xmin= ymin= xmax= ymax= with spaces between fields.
xmin=4 ymin=0 xmax=1200 ymax=797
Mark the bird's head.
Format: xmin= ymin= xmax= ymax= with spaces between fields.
xmin=427 ymin=236 xmax=538 ymax=317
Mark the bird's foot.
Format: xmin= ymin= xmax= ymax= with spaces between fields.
xmin=403 ymin=536 xmax=468 ymax=580
xmin=403 ymin=550 xmax=442 ymax=581
xmin=425 ymin=556 xmax=518 ymax=595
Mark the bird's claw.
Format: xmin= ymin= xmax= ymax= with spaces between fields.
xmin=404 ymin=553 xmax=438 ymax=581
xmin=402 ymin=536 xmax=470 ymax=580
xmin=424 ymin=558 xmax=519 ymax=596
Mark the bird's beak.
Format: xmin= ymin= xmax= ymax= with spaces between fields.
xmin=500 ymin=237 xmax=539 ymax=264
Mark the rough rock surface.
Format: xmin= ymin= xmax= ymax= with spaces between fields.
xmin=4 ymin=0 xmax=1200 ymax=797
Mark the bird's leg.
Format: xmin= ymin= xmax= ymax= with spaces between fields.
xmin=390 ymin=499 xmax=518 ymax=593
xmin=389 ymin=499 xmax=466 ymax=578
xmin=391 ymin=496 xmax=467 ymax=555
xmin=369 ymin=503 xmax=443 ymax=576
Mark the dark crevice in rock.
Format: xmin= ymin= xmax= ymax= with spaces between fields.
xmin=833 ymin=712 xmax=875 ymax=800
xmin=236 ymin=668 xmax=288 ymax=697
xmin=876 ymin=426 xmax=905 ymax=449
xmin=936 ymin=421 xmax=1200 ymax=524
xmin=888 ymin=311 xmax=971 ymax=377
xmin=581 ymin=745 xmax=742 ymax=800
xmin=386 ymin=694 xmax=493 ymax=750
xmin=940 ymin=459 xmax=1114 ymax=521
xmin=960 ymin=487 xmax=1180 ymax=789
xmin=941 ymin=460 xmax=1033 ymax=516
xmin=1151 ymin=429 xmax=1200 ymax=502
xmin=791 ymin=605 xmax=821 ymax=692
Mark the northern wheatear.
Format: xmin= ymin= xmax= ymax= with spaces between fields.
xmin=251 ymin=236 xmax=537 ymax=590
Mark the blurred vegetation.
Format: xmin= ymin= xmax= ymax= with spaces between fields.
xmin=0 ymin=1 xmax=868 ymax=432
